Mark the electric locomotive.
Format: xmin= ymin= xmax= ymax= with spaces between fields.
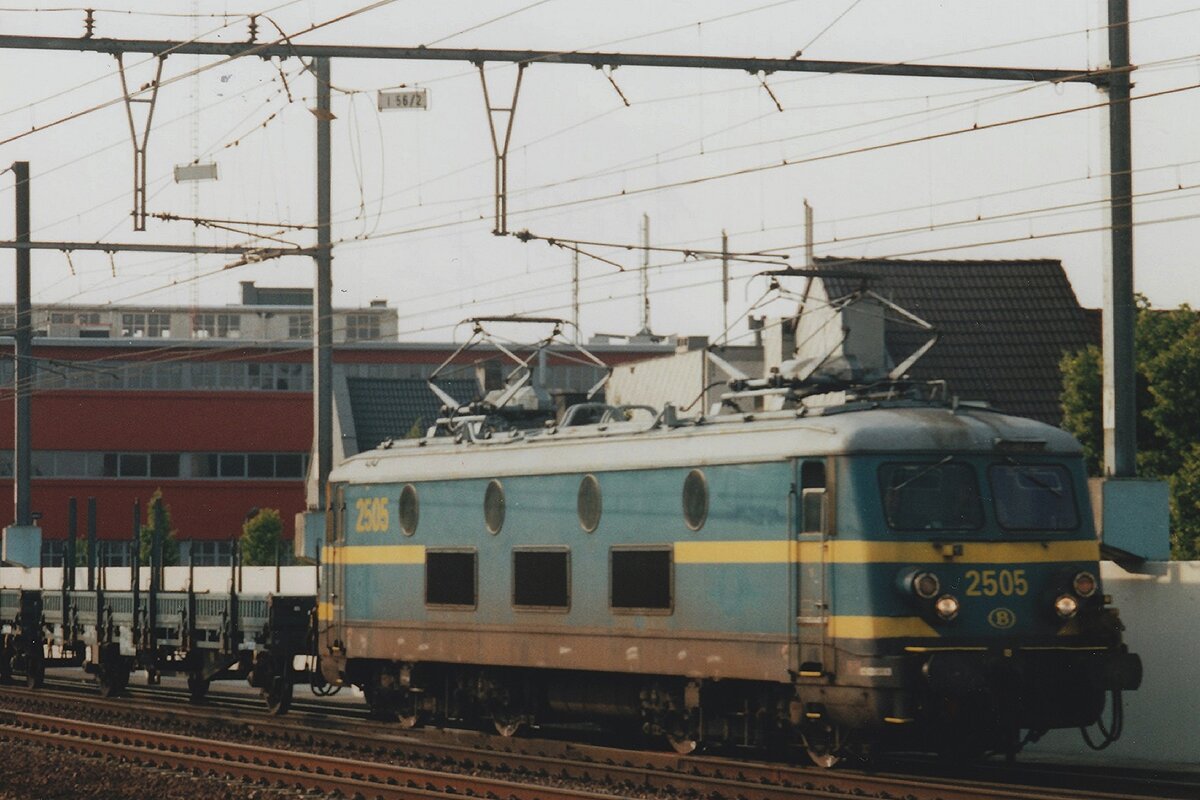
xmin=317 ymin=376 xmax=1141 ymax=762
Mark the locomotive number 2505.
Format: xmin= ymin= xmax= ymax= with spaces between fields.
xmin=964 ymin=568 xmax=1028 ymax=597
xmin=354 ymin=497 xmax=390 ymax=533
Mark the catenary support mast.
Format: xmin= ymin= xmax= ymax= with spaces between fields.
xmin=314 ymin=57 xmax=334 ymax=512
xmin=1105 ymin=0 xmax=1135 ymax=477
xmin=11 ymin=162 xmax=30 ymax=528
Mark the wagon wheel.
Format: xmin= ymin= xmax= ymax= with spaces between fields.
xmin=187 ymin=672 xmax=211 ymax=704
xmin=96 ymin=661 xmax=129 ymax=698
xmin=24 ymin=644 xmax=44 ymax=689
xmin=662 ymin=709 xmax=700 ymax=755
xmin=666 ymin=733 xmax=699 ymax=755
xmin=395 ymin=692 xmax=422 ymax=729
xmin=262 ymin=656 xmax=293 ymax=715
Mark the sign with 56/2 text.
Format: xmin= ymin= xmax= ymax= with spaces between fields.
xmin=378 ymin=88 xmax=429 ymax=111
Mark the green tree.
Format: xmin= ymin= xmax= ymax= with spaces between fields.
xmin=1170 ymin=446 xmax=1200 ymax=560
xmin=240 ymin=507 xmax=284 ymax=566
xmin=1059 ymin=345 xmax=1103 ymax=475
xmin=139 ymin=489 xmax=180 ymax=567
xmin=1060 ymin=299 xmax=1200 ymax=558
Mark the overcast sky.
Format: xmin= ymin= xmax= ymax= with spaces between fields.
xmin=0 ymin=1 xmax=1197 ymax=343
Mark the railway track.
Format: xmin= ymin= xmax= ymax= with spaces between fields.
xmin=0 ymin=683 xmax=1188 ymax=800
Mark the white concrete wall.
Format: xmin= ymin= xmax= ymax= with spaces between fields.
xmin=1027 ymin=560 xmax=1200 ymax=766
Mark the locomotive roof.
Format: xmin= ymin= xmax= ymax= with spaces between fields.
xmin=331 ymin=401 xmax=1082 ymax=484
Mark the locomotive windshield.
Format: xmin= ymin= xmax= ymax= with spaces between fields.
xmin=989 ymin=463 xmax=1079 ymax=531
xmin=879 ymin=460 xmax=984 ymax=531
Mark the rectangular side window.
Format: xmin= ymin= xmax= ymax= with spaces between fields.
xmin=513 ymin=549 xmax=570 ymax=610
xmin=800 ymin=460 xmax=827 ymax=533
xmin=610 ymin=548 xmax=672 ymax=612
xmin=426 ymin=550 xmax=477 ymax=608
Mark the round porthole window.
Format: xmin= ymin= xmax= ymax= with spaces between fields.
xmin=484 ymin=479 xmax=506 ymax=534
xmin=399 ymin=484 xmax=419 ymax=536
xmin=578 ymin=474 xmax=602 ymax=533
xmin=682 ymin=469 xmax=708 ymax=531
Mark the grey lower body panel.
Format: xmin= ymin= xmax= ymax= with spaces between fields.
xmin=337 ymin=621 xmax=793 ymax=683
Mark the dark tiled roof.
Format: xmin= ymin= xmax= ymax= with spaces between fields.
xmin=815 ymin=257 xmax=1092 ymax=425
xmin=347 ymin=377 xmax=478 ymax=453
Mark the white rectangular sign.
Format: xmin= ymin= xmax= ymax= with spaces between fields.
xmin=173 ymin=162 xmax=219 ymax=182
xmin=378 ymin=88 xmax=429 ymax=111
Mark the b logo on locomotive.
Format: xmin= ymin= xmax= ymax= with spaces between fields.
xmin=987 ymin=607 xmax=1017 ymax=629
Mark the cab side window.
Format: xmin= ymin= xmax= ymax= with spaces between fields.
xmin=800 ymin=461 xmax=826 ymax=533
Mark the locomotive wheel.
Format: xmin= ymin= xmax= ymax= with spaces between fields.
xmin=802 ymin=724 xmax=843 ymax=768
xmin=493 ymin=717 xmax=522 ymax=738
xmin=805 ymin=745 xmax=841 ymax=769
xmin=187 ymin=673 xmax=211 ymax=704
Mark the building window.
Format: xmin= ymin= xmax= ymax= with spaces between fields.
xmin=344 ymin=313 xmax=380 ymax=342
xmin=192 ymin=313 xmax=241 ymax=339
xmin=50 ymin=312 xmax=74 ymax=325
xmin=121 ymin=313 xmax=146 ymax=337
xmin=41 ymin=540 xmax=65 ymax=567
xmin=611 ymin=548 xmax=672 ymax=612
xmin=118 ymin=312 xmax=170 ymax=339
xmin=77 ymin=312 xmax=101 ymax=325
xmin=27 ymin=450 xmax=302 ymax=479
xmin=146 ymin=313 xmax=171 ymax=338
xmin=274 ymin=453 xmax=304 ymax=478
xmin=116 ymin=453 xmax=148 ymax=477
xmin=149 ymin=453 xmax=180 ymax=478
xmin=513 ymin=549 xmax=569 ymax=610
xmin=288 ymin=314 xmax=312 ymax=339
xmin=219 ymin=454 xmax=246 ymax=477
xmin=192 ymin=452 xmax=306 ymax=479
xmin=99 ymin=542 xmax=131 ymax=567
xmin=426 ymin=550 xmax=477 ymax=608
xmin=187 ymin=540 xmax=233 ymax=566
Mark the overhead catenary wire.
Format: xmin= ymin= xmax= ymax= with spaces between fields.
xmin=0 ymin=2 xmax=1161 ymax=247
xmin=6 ymin=184 xmax=1197 ymax=401
xmin=331 ymin=73 xmax=1200 ymax=250
xmin=0 ymin=0 xmax=311 ymax=123
xmin=4 ymin=0 xmax=1190 ymax=345
xmin=378 ymin=194 xmax=1200 ymax=338
xmin=0 ymin=0 xmax=404 ymax=149
xmin=393 ymin=171 xmax=1200 ymax=327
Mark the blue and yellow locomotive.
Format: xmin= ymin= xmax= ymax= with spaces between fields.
xmin=317 ymin=388 xmax=1140 ymax=762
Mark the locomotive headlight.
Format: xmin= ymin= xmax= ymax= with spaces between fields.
xmin=1072 ymin=571 xmax=1098 ymax=598
xmin=934 ymin=594 xmax=960 ymax=621
xmin=1054 ymin=594 xmax=1079 ymax=619
xmin=912 ymin=571 xmax=940 ymax=600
